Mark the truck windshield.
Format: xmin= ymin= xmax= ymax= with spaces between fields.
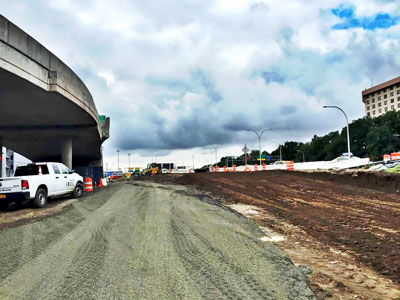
xmin=14 ymin=165 xmax=49 ymax=176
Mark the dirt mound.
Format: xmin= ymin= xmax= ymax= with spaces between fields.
xmin=143 ymin=171 xmax=400 ymax=289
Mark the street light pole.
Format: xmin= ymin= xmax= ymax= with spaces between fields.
xmin=128 ymin=153 xmax=131 ymax=169
xmin=323 ymin=105 xmax=351 ymax=155
xmin=296 ymin=149 xmax=305 ymax=163
xmin=246 ymin=128 xmax=272 ymax=166
xmin=116 ymin=149 xmax=120 ymax=171
xmin=213 ymin=145 xmax=218 ymax=166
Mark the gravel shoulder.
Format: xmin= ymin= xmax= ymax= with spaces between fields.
xmin=0 ymin=180 xmax=314 ymax=299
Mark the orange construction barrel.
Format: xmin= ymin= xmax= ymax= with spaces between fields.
xmin=84 ymin=177 xmax=93 ymax=192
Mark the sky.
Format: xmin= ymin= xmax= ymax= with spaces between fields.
xmin=1 ymin=0 xmax=400 ymax=169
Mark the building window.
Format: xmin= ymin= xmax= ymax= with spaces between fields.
xmin=391 ymin=99 xmax=395 ymax=103
xmin=390 ymin=86 xmax=394 ymax=90
xmin=367 ymin=112 xmax=370 ymax=116
xmin=391 ymin=92 xmax=394 ymax=96
xmin=384 ymin=94 xmax=388 ymax=99
xmin=392 ymin=105 xmax=395 ymax=110
xmin=385 ymin=107 xmax=388 ymax=112
xmin=384 ymin=100 xmax=387 ymax=105
xmin=397 ymin=83 xmax=400 ymax=88
xmin=373 ymin=110 xmax=376 ymax=115
xmin=378 ymin=96 xmax=381 ymax=100
xmin=367 ymin=106 xmax=370 ymax=110
xmin=384 ymin=88 xmax=387 ymax=92
xmin=379 ymin=108 xmax=382 ymax=113
xmin=398 ymin=103 xmax=400 ymax=108
xmin=397 ymin=90 xmax=400 ymax=94
xmin=366 ymin=100 xmax=370 ymax=104
xmin=378 ymin=103 xmax=381 ymax=107
xmin=398 ymin=96 xmax=400 ymax=101
xmin=372 ymin=104 xmax=376 ymax=108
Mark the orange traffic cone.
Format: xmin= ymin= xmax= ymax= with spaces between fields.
xmin=98 ymin=179 xmax=104 ymax=188
xmin=38 ymin=166 xmax=42 ymax=175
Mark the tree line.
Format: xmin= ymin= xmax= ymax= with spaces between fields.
xmin=217 ymin=110 xmax=400 ymax=166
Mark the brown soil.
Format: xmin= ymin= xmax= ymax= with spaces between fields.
xmin=143 ymin=171 xmax=400 ymax=299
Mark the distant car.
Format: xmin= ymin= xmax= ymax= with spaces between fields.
xmin=273 ymin=161 xmax=290 ymax=165
xmin=161 ymin=169 xmax=169 ymax=174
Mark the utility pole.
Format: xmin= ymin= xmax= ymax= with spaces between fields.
xmin=116 ymin=149 xmax=120 ymax=171
xmin=280 ymin=145 xmax=282 ymax=161
xmin=128 ymin=153 xmax=131 ymax=169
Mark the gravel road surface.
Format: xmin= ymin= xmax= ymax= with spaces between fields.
xmin=0 ymin=181 xmax=314 ymax=299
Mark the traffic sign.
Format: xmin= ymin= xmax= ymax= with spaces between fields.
xmin=242 ymin=146 xmax=249 ymax=154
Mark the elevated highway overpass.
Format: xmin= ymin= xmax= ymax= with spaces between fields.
xmin=0 ymin=15 xmax=109 ymax=175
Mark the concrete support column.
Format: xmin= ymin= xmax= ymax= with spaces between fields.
xmin=61 ymin=138 xmax=73 ymax=169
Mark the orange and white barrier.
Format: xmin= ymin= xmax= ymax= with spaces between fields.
xmin=216 ymin=166 xmax=219 ymax=173
xmin=262 ymin=164 xmax=267 ymax=171
xmin=390 ymin=152 xmax=400 ymax=160
xmin=286 ymin=161 xmax=294 ymax=170
xmin=254 ymin=164 xmax=258 ymax=171
xmin=233 ymin=165 xmax=236 ymax=172
xmin=84 ymin=177 xmax=93 ymax=192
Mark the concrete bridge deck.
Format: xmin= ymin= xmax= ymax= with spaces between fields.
xmin=0 ymin=15 xmax=109 ymax=172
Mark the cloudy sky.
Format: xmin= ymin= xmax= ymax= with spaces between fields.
xmin=2 ymin=0 xmax=400 ymax=169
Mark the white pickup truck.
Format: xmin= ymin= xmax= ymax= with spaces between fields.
xmin=0 ymin=162 xmax=84 ymax=209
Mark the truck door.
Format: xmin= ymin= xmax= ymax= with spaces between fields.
xmin=58 ymin=164 xmax=75 ymax=193
xmin=51 ymin=164 xmax=64 ymax=194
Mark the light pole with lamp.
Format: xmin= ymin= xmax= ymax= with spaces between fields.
xmin=213 ymin=145 xmax=218 ymax=166
xmin=246 ymin=128 xmax=272 ymax=166
xmin=116 ymin=149 xmax=120 ymax=171
xmin=323 ymin=105 xmax=351 ymax=156
xmin=296 ymin=149 xmax=305 ymax=163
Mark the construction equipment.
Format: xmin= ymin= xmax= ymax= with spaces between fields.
xmin=145 ymin=163 xmax=160 ymax=175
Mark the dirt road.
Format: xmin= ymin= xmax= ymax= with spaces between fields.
xmin=147 ymin=171 xmax=400 ymax=299
xmin=0 ymin=181 xmax=314 ymax=299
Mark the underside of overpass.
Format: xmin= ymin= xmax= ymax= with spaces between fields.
xmin=0 ymin=15 xmax=109 ymax=175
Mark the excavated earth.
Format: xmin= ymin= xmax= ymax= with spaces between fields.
xmin=143 ymin=171 xmax=400 ymax=300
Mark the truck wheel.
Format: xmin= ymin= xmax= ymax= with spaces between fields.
xmin=33 ymin=188 xmax=47 ymax=208
xmin=72 ymin=184 xmax=84 ymax=198
xmin=0 ymin=201 xmax=10 ymax=211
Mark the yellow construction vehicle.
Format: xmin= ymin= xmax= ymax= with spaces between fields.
xmin=145 ymin=163 xmax=160 ymax=175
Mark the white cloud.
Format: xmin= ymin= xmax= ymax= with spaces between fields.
xmin=1 ymin=0 xmax=400 ymax=167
